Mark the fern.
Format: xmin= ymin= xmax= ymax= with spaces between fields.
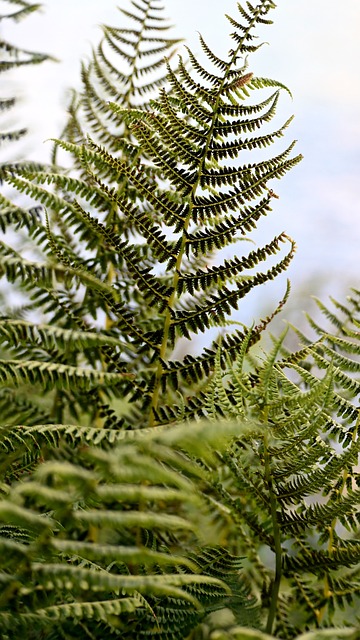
xmin=202 ymin=290 xmax=360 ymax=637
xmin=4 ymin=284 xmax=356 ymax=639
xmin=0 ymin=0 xmax=52 ymax=148
xmin=1 ymin=0 xmax=301 ymax=431
xmin=55 ymin=0 xmax=182 ymax=156
xmin=0 ymin=419 xmax=254 ymax=639
xmin=4 ymin=2 xmax=357 ymax=639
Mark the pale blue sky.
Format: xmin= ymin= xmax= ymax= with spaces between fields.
xmin=2 ymin=0 xmax=360 ymax=318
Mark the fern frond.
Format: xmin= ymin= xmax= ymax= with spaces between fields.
xmin=0 ymin=358 xmax=132 ymax=390
xmin=0 ymin=418 xmax=255 ymax=636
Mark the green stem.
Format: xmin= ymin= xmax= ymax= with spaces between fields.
xmin=264 ymin=430 xmax=282 ymax=635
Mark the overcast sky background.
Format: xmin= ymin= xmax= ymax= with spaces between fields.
xmin=2 ymin=0 xmax=360 ymax=324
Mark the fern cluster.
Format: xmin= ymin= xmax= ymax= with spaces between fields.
xmin=0 ymin=1 xmax=359 ymax=639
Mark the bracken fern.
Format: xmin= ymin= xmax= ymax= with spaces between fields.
xmin=4 ymin=2 xmax=356 ymax=639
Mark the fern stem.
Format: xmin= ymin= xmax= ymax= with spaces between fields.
xmin=263 ymin=430 xmax=282 ymax=635
xmin=123 ymin=1 xmax=151 ymax=106
xmin=148 ymin=262 xmax=182 ymax=426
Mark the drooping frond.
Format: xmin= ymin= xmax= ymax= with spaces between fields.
xmin=0 ymin=419 xmax=254 ymax=638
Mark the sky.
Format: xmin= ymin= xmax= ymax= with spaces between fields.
xmin=1 ymin=0 xmax=360 ymax=322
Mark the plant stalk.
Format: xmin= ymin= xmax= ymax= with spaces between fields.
xmin=264 ymin=430 xmax=282 ymax=635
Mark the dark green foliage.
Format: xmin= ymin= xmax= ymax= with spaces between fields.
xmin=1 ymin=291 xmax=359 ymax=639
xmin=0 ymin=1 xmax=302 ymax=634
